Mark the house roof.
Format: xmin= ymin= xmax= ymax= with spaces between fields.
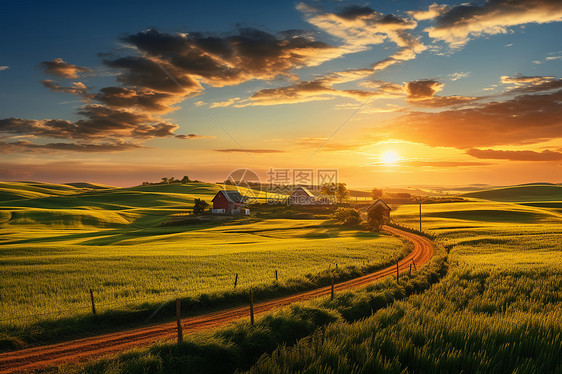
xmin=367 ymin=199 xmax=391 ymax=211
xmin=290 ymin=186 xmax=315 ymax=198
xmin=212 ymin=190 xmax=246 ymax=203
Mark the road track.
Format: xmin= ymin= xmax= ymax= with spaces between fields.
xmin=0 ymin=225 xmax=434 ymax=373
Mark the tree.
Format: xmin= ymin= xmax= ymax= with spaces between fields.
xmin=161 ymin=177 xmax=169 ymax=184
xmin=320 ymin=183 xmax=336 ymax=197
xmin=181 ymin=175 xmax=191 ymax=184
xmin=333 ymin=208 xmax=361 ymax=225
xmin=366 ymin=204 xmax=387 ymax=231
xmin=335 ymin=183 xmax=348 ymax=203
xmin=371 ymin=188 xmax=383 ymax=200
xmin=193 ymin=198 xmax=209 ymax=214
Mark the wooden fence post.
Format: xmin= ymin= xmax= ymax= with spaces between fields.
xmin=89 ymin=289 xmax=96 ymax=315
xmin=249 ymin=290 xmax=255 ymax=326
xmin=234 ymin=273 xmax=238 ymax=288
xmin=176 ymin=298 xmax=183 ymax=343
xmin=331 ymin=276 xmax=335 ymax=301
xmin=396 ymin=261 xmax=399 ymax=282
xmin=409 ymin=264 xmax=412 ymax=276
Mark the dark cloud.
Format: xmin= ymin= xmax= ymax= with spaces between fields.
xmin=467 ymin=148 xmax=562 ymax=161
xmin=94 ymin=86 xmax=182 ymax=113
xmin=383 ymin=89 xmax=562 ymax=149
xmin=405 ymin=79 xmax=443 ymax=99
xmin=103 ymin=56 xmax=202 ymax=94
xmin=0 ymin=140 xmax=144 ymax=153
xmin=215 ymin=149 xmax=285 ymax=153
xmin=175 ymin=134 xmax=215 ymax=140
xmin=0 ymin=109 xmax=181 ymax=140
xmin=336 ymin=5 xmax=375 ymax=20
xmin=119 ymin=28 xmax=339 ymax=87
xmin=40 ymin=58 xmax=93 ymax=78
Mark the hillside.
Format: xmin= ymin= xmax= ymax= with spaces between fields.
xmin=0 ymin=181 xmax=271 ymax=229
xmin=462 ymin=183 xmax=562 ymax=201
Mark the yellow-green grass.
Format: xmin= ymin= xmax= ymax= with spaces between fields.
xmin=0 ymin=219 xmax=405 ymax=330
xmin=0 ymin=181 xmax=83 ymax=201
xmin=0 ymin=182 xmax=406 ymax=337
xmin=244 ymin=197 xmax=562 ymax=373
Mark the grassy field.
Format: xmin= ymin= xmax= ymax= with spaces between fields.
xmin=244 ymin=186 xmax=562 ymax=373
xmin=0 ymin=182 xmax=407 ymax=346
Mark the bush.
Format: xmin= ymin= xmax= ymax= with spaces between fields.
xmin=332 ymin=208 xmax=361 ymax=225
xmin=193 ymin=198 xmax=209 ymax=214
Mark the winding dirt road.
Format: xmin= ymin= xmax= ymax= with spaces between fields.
xmin=0 ymin=225 xmax=434 ymax=373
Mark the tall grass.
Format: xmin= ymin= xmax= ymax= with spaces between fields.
xmin=246 ymin=200 xmax=562 ymax=373
xmin=60 ymin=243 xmax=448 ymax=374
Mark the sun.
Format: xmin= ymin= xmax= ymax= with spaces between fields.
xmin=381 ymin=151 xmax=399 ymax=164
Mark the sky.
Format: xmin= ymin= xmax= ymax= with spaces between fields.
xmin=0 ymin=0 xmax=561 ymax=188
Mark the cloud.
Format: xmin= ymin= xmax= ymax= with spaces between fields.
xmin=0 ymin=140 xmax=144 ymax=153
xmin=372 ymin=160 xmax=492 ymax=167
xmin=467 ymin=148 xmax=562 ymax=161
xmin=405 ymin=79 xmax=444 ymax=99
xmin=175 ymin=134 xmax=215 ymax=140
xmin=296 ymin=137 xmax=363 ymax=152
xmin=119 ymin=28 xmax=341 ymax=87
xmin=209 ymin=97 xmax=242 ymax=108
xmin=40 ymin=58 xmax=93 ymax=78
xmin=94 ymin=86 xmax=184 ymax=114
xmin=404 ymin=79 xmax=478 ymax=107
xmin=215 ymin=148 xmax=286 ymax=153
xmin=103 ymin=56 xmax=202 ymax=94
xmin=0 ymin=107 xmax=185 ymax=140
xmin=500 ymin=75 xmax=562 ymax=93
xmin=0 ymin=66 xmax=8 ymax=71
xmin=381 ymin=89 xmax=562 ymax=149
xmin=41 ymin=80 xmax=89 ymax=96
xmin=297 ymin=3 xmax=427 ymax=72
xmin=217 ymin=75 xmax=407 ymax=107
xmin=449 ymin=71 xmax=471 ymax=81
xmin=425 ymin=0 xmax=562 ymax=48
xmin=408 ymin=3 xmax=449 ymax=21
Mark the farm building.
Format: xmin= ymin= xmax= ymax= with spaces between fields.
xmin=288 ymin=187 xmax=316 ymax=205
xmin=211 ymin=190 xmax=250 ymax=215
xmin=366 ymin=199 xmax=391 ymax=222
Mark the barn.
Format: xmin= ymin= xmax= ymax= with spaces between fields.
xmin=211 ymin=190 xmax=249 ymax=215
xmin=366 ymin=199 xmax=391 ymax=222
xmin=288 ymin=186 xmax=316 ymax=205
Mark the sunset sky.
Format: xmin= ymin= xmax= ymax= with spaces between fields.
xmin=1 ymin=0 xmax=561 ymax=187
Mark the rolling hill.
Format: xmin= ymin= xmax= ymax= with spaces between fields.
xmin=462 ymin=183 xmax=562 ymax=201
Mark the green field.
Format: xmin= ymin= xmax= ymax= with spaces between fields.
xmin=244 ymin=186 xmax=562 ymax=373
xmin=0 ymin=182 xmax=407 ymax=344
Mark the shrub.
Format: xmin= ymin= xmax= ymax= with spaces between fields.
xmin=332 ymin=208 xmax=361 ymax=225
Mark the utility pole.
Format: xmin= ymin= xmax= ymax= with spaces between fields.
xmin=419 ymin=196 xmax=422 ymax=231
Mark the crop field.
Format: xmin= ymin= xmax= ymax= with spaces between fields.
xmin=0 ymin=182 xmax=407 ymax=342
xmin=245 ymin=185 xmax=562 ymax=372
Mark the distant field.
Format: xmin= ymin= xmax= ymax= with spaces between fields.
xmin=0 ymin=182 xmax=406 ymax=336
xmin=462 ymin=183 xmax=562 ymax=201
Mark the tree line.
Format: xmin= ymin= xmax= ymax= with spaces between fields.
xmin=141 ymin=176 xmax=202 ymax=186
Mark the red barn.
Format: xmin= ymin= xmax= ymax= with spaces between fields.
xmin=211 ymin=190 xmax=248 ymax=215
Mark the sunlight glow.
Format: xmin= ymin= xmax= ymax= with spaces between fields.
xmin=381 ymin=151 xmax=399 ymax=164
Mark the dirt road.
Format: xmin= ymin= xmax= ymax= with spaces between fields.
xmin=0 ymin=225 xmax=434 ymax=373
